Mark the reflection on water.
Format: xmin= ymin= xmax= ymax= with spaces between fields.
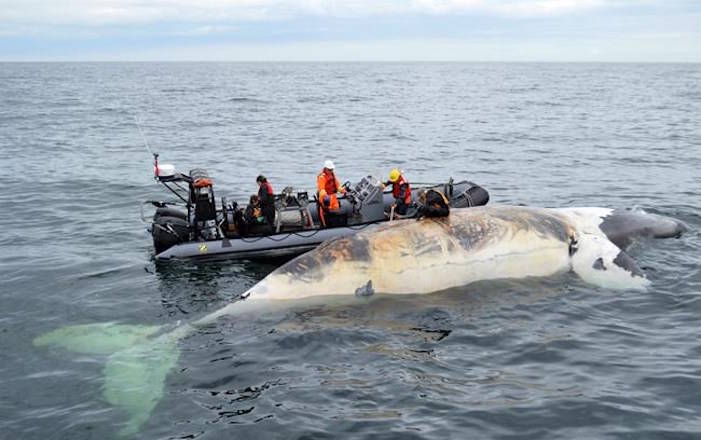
xmin=152 ymin=258 xmax=279 ymax=316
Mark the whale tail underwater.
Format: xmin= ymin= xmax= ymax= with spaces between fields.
xmin=33 ymin=206 xmax=688 ymax=436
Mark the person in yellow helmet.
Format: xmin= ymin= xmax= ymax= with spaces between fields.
xmin=384 ymin=168 xmax=412 ymax=215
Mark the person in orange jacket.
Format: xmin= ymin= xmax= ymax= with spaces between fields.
xmin=385 ymin=168 xmax=412 ymax=216
xmin=317 ymin=160 xmax=346 ymax=226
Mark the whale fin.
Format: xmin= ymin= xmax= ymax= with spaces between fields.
xmin=103 ymin=331 xmax=182 ymax=436
xmin=571 ymin=232 xmax=649 ymax=290
xmin=33 ymin=323 xmax=162 ymax=354
xmin=34 ymin=322 xmax=191 ymax=436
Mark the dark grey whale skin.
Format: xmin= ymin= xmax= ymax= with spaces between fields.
xmin=593 ymin=209 xmax=688 ymax=276
xmin=600 ymin=210 xmax=689 ymax=250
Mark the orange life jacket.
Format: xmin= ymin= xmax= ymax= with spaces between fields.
xmin=317 ymin=170 xmax=340 ymax=198
xmin=317 ymin=169 xmax=342 ymax=218
xmin=193 ymin=177 xmax=213 ymax=188
xmin=391 ymin=175 xmax=412 ymax=204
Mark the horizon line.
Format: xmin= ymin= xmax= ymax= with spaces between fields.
xmin=2 ymin=60 xmax=700 ymax=63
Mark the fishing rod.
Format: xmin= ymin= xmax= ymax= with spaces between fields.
xmin=134 ymin=114 xmax=155 ymax=157
xmin=134 ymin=115 xmax=162 ymax=182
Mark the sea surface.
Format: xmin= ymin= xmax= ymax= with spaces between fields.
xmin=1 ymin=62 xmax=700 ymax=439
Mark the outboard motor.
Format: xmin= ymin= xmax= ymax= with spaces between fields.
xmin=151 ymin=207 xmax=190 ymax=254
xmin=189 ymin=168 xmax=218 ymax=240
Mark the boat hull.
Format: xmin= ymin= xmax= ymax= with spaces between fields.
xmin=155 ymin=223 xmax=379 ymax=261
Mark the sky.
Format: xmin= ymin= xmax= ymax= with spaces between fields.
xmin=0 ymin=0 xmax=700 ymax=61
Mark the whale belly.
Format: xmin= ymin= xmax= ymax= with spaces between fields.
xmin=370 ymin=228 xmax=572 ymax=294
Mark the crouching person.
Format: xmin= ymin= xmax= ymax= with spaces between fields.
xmin=416 ymin=188 xmax=450 ymax=219
xmin=244 ymin=195 xmax=265 ymax=225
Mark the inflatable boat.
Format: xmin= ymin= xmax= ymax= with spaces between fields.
xmin=143 ymin=155 xmax=489 ymax=262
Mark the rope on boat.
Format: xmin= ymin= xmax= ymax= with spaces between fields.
xmin=235 ymin=222 xmax=379 ymax=243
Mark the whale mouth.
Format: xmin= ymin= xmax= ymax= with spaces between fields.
xmin=674 ymin=219 xmax=690 ymax=236
xmin=600 ymin=209 xmax=690 ymax=250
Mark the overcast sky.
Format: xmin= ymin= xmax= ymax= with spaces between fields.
xmin=1 ymin=0 xmax=699 ymax=61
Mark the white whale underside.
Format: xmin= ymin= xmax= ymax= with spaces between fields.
xmin=244 ymin=206 xmax=649 ymax=303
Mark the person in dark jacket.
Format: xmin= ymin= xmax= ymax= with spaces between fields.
xmin=244 ymin=195 xmax=264 ymax=224
xmin=236 ymin=195 xmax=263 ymax=236
xmin=256 ymin=175 xmax=276 ymax=226
xmin=416 ymin=188 xmax=450 ymax=219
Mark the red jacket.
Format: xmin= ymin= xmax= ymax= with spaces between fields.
xmin=258 ymin=181 xmax=274 ymax=208
xmin=390 ymin=175 xmax=411 ymax=205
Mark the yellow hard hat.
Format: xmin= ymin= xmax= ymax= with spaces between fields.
xmin=389 ymin=168 xmax=400 ymax=182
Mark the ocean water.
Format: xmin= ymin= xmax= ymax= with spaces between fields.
xmin=0 ymin=62 xmax=700 ymax=439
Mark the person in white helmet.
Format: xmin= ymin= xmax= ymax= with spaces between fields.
xmin=316 ymin=160 xmax=346 ymax=226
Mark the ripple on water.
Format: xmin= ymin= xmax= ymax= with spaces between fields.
xmin=1 ymin=62 xmax=700 ymax=440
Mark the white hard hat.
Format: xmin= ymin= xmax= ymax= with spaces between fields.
xmin=324 ymin=160 xmax=335 ymax=170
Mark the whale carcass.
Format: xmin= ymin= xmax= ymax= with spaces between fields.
xmin=34 ymin=205 xmax=688 ymax=435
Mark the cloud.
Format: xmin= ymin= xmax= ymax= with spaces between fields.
xmin=1 ymin=1 xmax=699 ymax=61
xmin=173 ymin=25 xmax=240 ymax=36
xmin=44 ymin=33 xmax=698 ymax=62
xmin=411 ymin=0 xmax=606 ymax=17
xmin=0 ymin=0 xmax=611 ymax=27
